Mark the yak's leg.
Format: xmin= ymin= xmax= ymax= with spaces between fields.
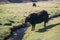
xmin=31 ymin=24 xmax=35 ymax=31
xmin=44 ymin=22 xmax=46 ymax=29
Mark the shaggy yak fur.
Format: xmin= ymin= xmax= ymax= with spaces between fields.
xmin=24 ymin=10 xmax=49 ymax=31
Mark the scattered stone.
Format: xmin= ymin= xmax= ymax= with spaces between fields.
xmin=4 ymin=23 xmax=12 ymax=26
xmin=0 ymin=23 xmax=2 ymax=25
xmin=8 ymin=20 xmax=15 ymax=23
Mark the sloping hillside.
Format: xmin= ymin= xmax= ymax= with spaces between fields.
xmin=0 ymin=0 xmax=60 ymax=3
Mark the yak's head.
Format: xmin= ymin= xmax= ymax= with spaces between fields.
xmin=21 ymin=16 xmax=30 ymax=28
xmin=24 ymin=16 xmax=30 ymax=23
xmin=23 ymin=16 xmax=31 ymax=27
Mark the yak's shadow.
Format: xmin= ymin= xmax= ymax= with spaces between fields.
xmin=36 ymin=23 xmax=60 ymax=32
xmin=36 ymin=13 xmax=60 ymax=32
xmin=49 ymin=13 xmax=60 ymax=20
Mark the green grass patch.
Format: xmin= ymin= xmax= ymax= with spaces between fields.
xmin=0 ymin=2 xmax=60 ymax=40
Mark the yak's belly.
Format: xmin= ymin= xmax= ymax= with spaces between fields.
xmin=35 ymin=20 xmax=44 ymax=24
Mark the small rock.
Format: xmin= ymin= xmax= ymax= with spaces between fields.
xmin=8 ymin=20 xmax=15 ymax=23
xmin=0 ymin=23 xmax=2 ymax=25
xmin=4 ymin=23 xmax=12 ymax=26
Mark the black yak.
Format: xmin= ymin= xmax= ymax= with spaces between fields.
xmin=33 ymin=3 xmax=36 ymax=7
xmin=24 ymin=10 xmax=49 ymax=31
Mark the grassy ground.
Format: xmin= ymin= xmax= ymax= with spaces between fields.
xmin=0 ymin=2 xmax=60 ymax=40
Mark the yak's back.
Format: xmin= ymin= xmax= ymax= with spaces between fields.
xmin=28 ymin=13 xmax=38 ymax=19
xmin=38 ymin=10 xmax=48 ymax=16
xmin=39 ymin=10 xmax=49 ymax=23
